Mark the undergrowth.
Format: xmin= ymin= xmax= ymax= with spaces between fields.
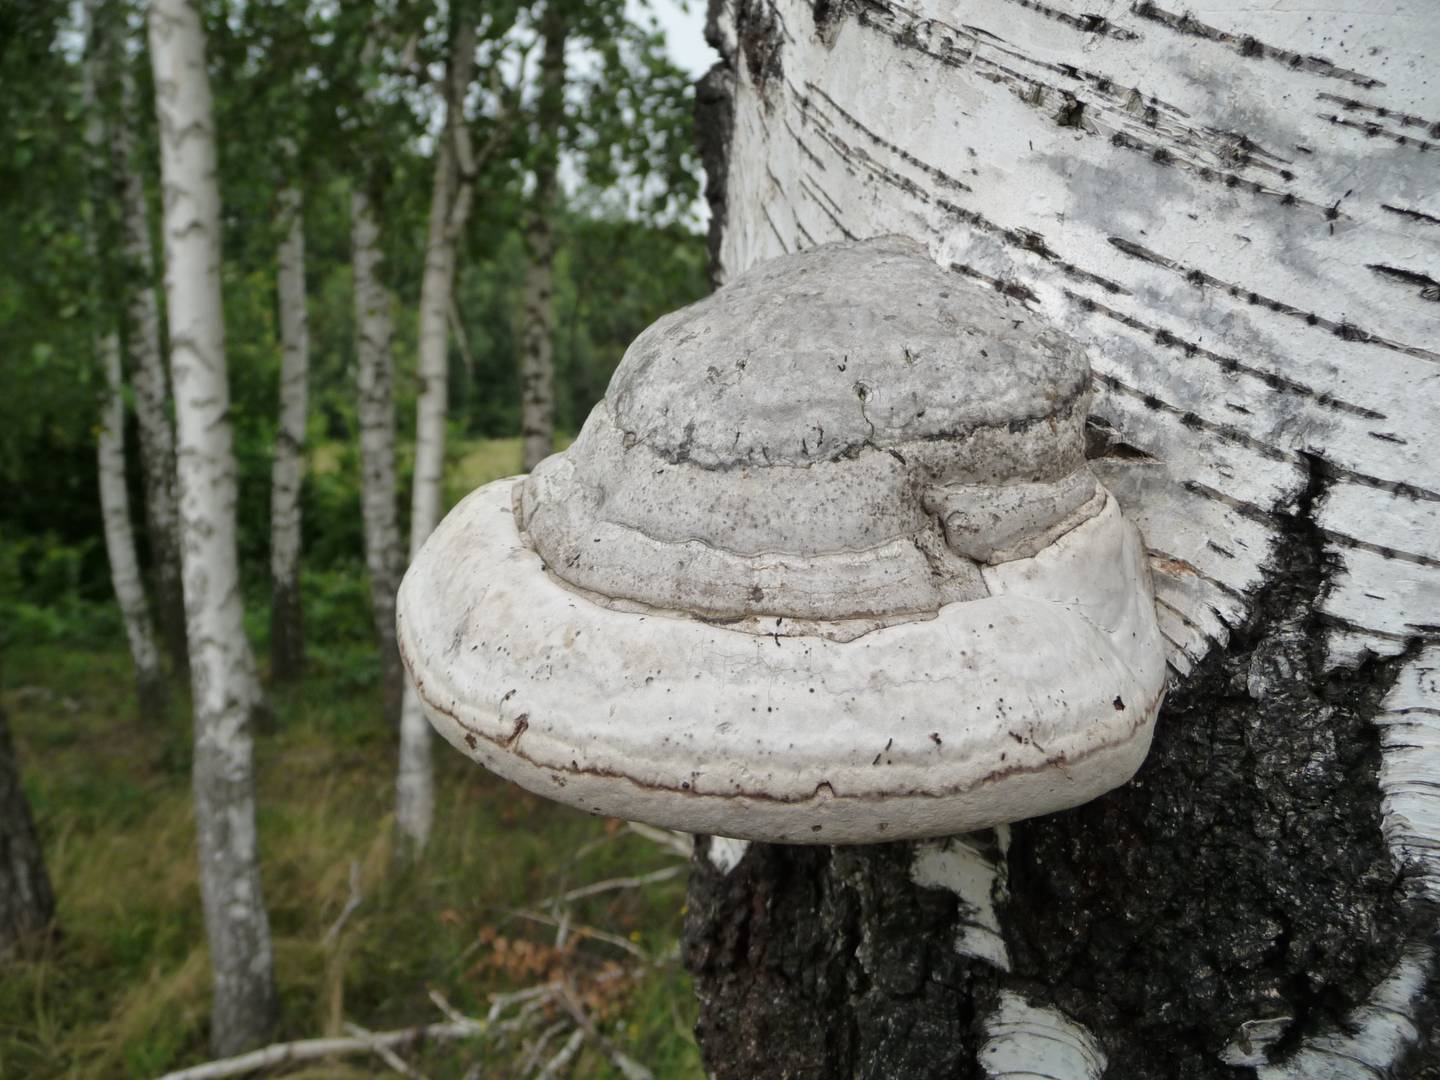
xmin=0 ymin=640 xmax=701 ymax=1078
xmin=0 ymin=439 xmax=698 ymax=1079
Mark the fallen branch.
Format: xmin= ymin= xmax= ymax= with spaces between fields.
xmin=511 ymin=908 xmax=650 ymax=960
xmin=156 ymin=1018 xmax=484 ymax=1080
xmin=486 ymin=980 xmax=561 ymax=1024
xmin=558 ymin=980 xmax=654 ymax=1080
xmin=342 ymin=1021 xmax=429 ymax=1079
xmin=625 ymin=822 xmax=694 ymax=858
xmin=518 ymin=1018 xmax=571 ymax=1075
xmin=546 ymin=864 xmax=685 ymax=907
xmin=535 ymin=1026 xmax=585 ymax=1079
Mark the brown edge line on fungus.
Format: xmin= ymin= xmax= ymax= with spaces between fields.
xmin=396 ymin=623 xmax=1164 ymax=807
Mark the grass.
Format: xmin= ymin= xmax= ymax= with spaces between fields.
xmin=0 ymin=436 xmax=700 ymax=1080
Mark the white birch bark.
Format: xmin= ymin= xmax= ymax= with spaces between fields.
xmin=352 ymin=185 xmax=405 ymax=727
xmin=85 ymin=0 xmax=167 ymax=718
xmin=97 ymin=334 xmax=169 ymax=717
xmin=268 ymin=180 xmax=309 ymax=681
xmin=147 ymin=0 xmax=276 ymax=1054
xmin=518 ymin=6 xmax=566 ymax=474
xmin=110 ymin=39 xmax=186 ymax=672
xmin=396 ymin=14 xmax=478 ymax=856
xmin=700 ymin=0 xmax=1440 ymax=1071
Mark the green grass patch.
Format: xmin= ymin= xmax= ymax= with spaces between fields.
xmin=0 ymin=513 xmax=700 ymax=1079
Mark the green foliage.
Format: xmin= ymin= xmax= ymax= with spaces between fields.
xmin=1 ymin=0 xmax=712 ymax=1070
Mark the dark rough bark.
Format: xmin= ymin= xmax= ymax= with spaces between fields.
xmin=697 ymin=5 xmax=736 ymax=286
xmin=0 ymin=707 xmax=55 ymax=957
xmin=682 ymin=459 xmax=1432 ymax=1079
xmin=695 ymin=64 xmax=734 ymax=289
xmin=1000 ymin=460 xmax=1424 ymax=1077
xmin=685 ymin=840 xmax=999 ymax=1079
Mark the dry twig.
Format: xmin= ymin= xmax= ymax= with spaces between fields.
xmin=535 ymin=1026 xmax=585 ymax=1079
xmin=155 ymin=1019 xmax=483 ymax=1080
xmin=546 ymin=864 xmax=684 ymax=907
xmin=559 ymin=980 xmax=654 ymax=1080
xmin=625 ymin=822 xmax=694 ymax=858
xmin=322 ymin=858 xmax=363 ymax=947
xmin=342 ymin=1021 xmax=430 ymax=1079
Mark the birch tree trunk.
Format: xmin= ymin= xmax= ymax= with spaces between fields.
xmin=85 ymin=0 xmax=167 ymax=719
xmin=0 ymin=707 xmax=55 ymax=959
xmin=686 ymin=2 xmax=1440 ymax=1076
xmin=97 ymin=334 xmax=169 ymax=717
xmin=518 ymin=3 xmax=566 ymax=474
xmin=352 ymin=185 xmax=405 ymax=729
xmin=396 ymin=14 xmax=478 ymax=857
xmin=110 ymin=39 xmax=187 ymax=675
xmin=148 ymin=0 xmax=277 ymax=1054
xmin=268 ymin=181 xmax=309 ymax=683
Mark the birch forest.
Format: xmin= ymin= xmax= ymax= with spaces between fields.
xmin=2 ymin=0 xmax=707 ymax=1073
xmin=4 ymin=0 xmax=1439 ymax=1076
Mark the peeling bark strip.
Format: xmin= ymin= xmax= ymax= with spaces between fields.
xmin=519 ymin=3 xmax=567 ymax=474
xmin=269 ymin=182 xmax=309 ymax=682
xmin=690 ymin=0 xmax=1440 ymax=1073
xmin=910 ymin=832 xmax=1011 ymax=971
xmin=352 ymin=187 xmax=404 ymax=729
xmin=397 ymin=13 xmax=478 ymax=855
xmin=980 ymin=991 xmax=1106 ymax=1080
xmin=148 ymin=0 xmax=276 ymax=1054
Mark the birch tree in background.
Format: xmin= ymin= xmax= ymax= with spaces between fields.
xmin=518 ymin=0 xmax=565 ymax=474
xmin=352 ymin=183 xmax=405 ymax=729
xmin=84 ymin=0 xmax=166 ymax=719
xmin=95 ymin=334 xmax=167 ymax=717
xmin=147 ymin=0 xmax=276 ymax=1053
xmin=107 ymin=17 xmax=186 ymax=675
xmin=268 ymin=168 xmax=310 ymax=683
xmin=396 ymin=8 xmax=479 ymax=857
xmin=686 ymin=2 xmax=1440 ymax=1076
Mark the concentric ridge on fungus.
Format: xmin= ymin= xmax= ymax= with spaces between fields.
xmin=397 ymin=236 xmax=1169 ymax=843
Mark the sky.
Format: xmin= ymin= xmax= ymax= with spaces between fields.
xmin=644 ymin=0 xmax=717 ymax=80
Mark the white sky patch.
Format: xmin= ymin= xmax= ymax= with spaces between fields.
xmin=642 ymin=0 xmax=716 ymax=79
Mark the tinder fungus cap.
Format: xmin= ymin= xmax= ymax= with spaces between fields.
xmin=397 ymin=236 xmax=1168 ymax=843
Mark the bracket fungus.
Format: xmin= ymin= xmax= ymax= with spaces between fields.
xmin=397 ymin=237 xmax=1168 ymax=843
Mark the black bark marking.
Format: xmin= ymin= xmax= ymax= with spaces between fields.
xmin=999 ymin=0 xmax=1141 ymax=41
xmin=1070 ymin=289 xmax=1387 ymax=421
xmin=1130 ymin=1 xmax=1384 ymax=88
xmin=1319 ymin=111 xmax=1440 ymax=152
xmin=1104 ymin=238 xmax=1440 ymax=364
xmin=1367 ymin=264 xmax=1440 ymax=302
xmin=1317 ymin=92 xmax=1439 ymax=134
xmin=950 ymin=262 xmax=1040 ymax=305
xmin=1382 ymin=204 xmax=1440 ymax=228
xmin=801 ymin=79 xmax=974 ymax=195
